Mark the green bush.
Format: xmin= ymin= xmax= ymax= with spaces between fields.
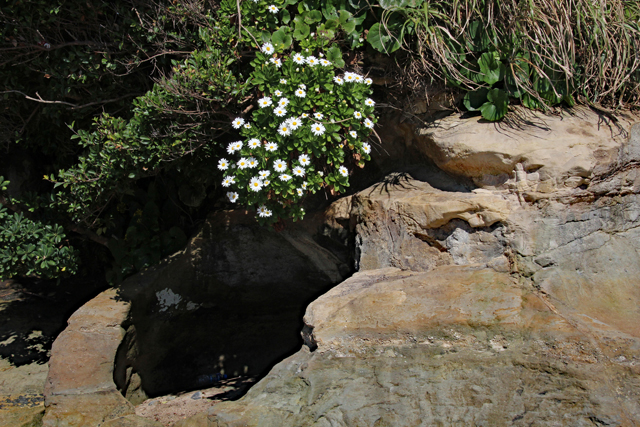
xmin=0 ymin=177 xmax=78 ymax=279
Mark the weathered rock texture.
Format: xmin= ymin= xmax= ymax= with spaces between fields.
xmin=42 ymin=289 xmax=160 ymax=427
xmin=116 ymin=210 xmax=351 ymax=395
xmin=43 ymin=208 xmax=353 ymax=425
xmin=198 ymin=109 xmax=640 ymax=426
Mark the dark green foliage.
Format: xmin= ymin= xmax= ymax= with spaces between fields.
xmin=0 ymin=178 xmax=78 ymax=279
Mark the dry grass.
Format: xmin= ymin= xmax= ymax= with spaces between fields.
xmin=392 ymin=0 xmax=640 ymax=109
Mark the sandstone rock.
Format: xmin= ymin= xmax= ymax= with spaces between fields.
xmin=115 ymin=209 xmax=352 ymax=395
xmin=43 ymin=288 xmax=135 ymax=427
xmin=207 ymin=267 xmax=640 ymax=426
xmin=102 ymin=414 xmax=163 ymax=427
xmin=415 ymin=109 xmax=636 ymax=189
xmin=341 ymin=175 xmax=514 ymax=272
xmin=0 ymin=404 xmax=43 ymax=427
xmin=203 ymin=116 xmax=640 ymax=426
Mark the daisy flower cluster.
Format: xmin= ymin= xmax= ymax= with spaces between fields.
xmin=220 ymin=42 xmax=377 ymax=223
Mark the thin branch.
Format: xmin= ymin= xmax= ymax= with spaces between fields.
xmin=1 ymin=91 xmax=139 ymax=110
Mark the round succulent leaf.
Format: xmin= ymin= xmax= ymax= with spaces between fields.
xmin=463 ymin=87 xmax=489 ymax=111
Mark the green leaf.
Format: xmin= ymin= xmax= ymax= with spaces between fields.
xmin=463 ymin=88 xmax=489 ymax=111
xmin=282 ymin=9 xmax=291 ymax=24
xmin=379 ymin=0 xmax=424 ymax=8
xmin=522 ymin=93 xmax=542 ymax=109
xmin=367 ymin=22 xmax=401 ymax=53
xmin=322 ymin=2 xmax=338 ymax=20
xmin=305 ymin=10 xmax=323 ymax=23
xmin=479 ymin=89 xmax=509 ymax=121
xmin=325 ymin=19 xmax=339 ymax=30
xmin=339 ymin=10 xmax=352 ymax=25
xmin=293 ymin=22 xmax=311 ymax=40
xmin=478 ymin=51 xmax=505 ymax=85
xmin=342 ymin=18 xmax=356 ymax=34
xmin=272 ymin=29 xmax=292 ymax=48
xmin=326 ymin=46 xmax=345 ymax=68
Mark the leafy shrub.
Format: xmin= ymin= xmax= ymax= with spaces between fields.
xmin=221 ymin=45 xmax=375 ymax=223
xmin=0 ymin=177 xmax=78 ymax=279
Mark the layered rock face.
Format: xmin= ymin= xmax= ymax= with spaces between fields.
xmin=204 ymin=109 xmax=640 ymax=426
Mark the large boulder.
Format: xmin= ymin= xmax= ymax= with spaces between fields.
xmin=42 ymin=289 xmax=160 ymax=427
xmin=116 ymin=209 xmax=352 ymax=396
xmin=201 ymin=112 xmax=640 ymax=426
xmin=414 ymin=108 xmax=634 ymax=191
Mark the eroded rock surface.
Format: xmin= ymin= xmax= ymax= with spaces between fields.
xmin=199 ymin=112 xmax=640 ymax=426
xmin=42 ymin=289 xmax=160 ymax=427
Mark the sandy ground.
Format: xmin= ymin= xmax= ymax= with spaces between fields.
xmin=135 ymin=377 xmax=256 ymax=427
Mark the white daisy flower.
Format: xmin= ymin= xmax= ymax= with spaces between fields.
xmin=278 ymin=97 xmax=289 ymax=108
xmin=268 ymin=5 xmax=279 ymax=13
xmin=354 ymin=74 xmax=364 ymax=83
xmin=354 ymin=111 xmax=363 ymax=119
xmin=339 ymin=166 xmax=349 ymax=177
xmin=249 ymin=177 xmax=263 ymax=192
xmin=364 ymin=118 xmax=374 ymax=129
xmin=227 ymin=141 xmax=242 ymax=154
xmin=244 ymin=123 xmax=251 ymax=129
xmin=279 ymin=174 xmax=292 ymax=181
xmin=298 ymin=154 xmax=310 ymax=166
xmin=278 ymin=122 xmax=292 ymax=136
xmin=237 ymin=157 xmax=249 ymax=169
xmin=248 ymin=138 xmax=261 ymax=149
xmin=295 ymin=89 xmax=306 ymax=98
xmin=234 ymin=141 xmax=243 ymax=151
xmin=258 ymin=97 xmax=273 ymax=108
xmin=293 ymin=166 xmax=305 ymax=177
xmin=280 ymin=79 xmax=287 ymax=84
xmin=274 ymin=90 xmax=282 ymax=97
xmin=265 ymin=142 xmax=278 ymax=152
xmin=292 ymin=53 xmax=305 ymax=64
xmin=301 ymin=182 xmax=308 ymax=189
xmin=334 ymin=77 xmax=344 ymax=85
xmin=311 ymin=123 xmax=326 ymax=136
xmin=274 ymin=106 xmax=287 ymax=117
xmin=262 ymin=43 xmax=274 ymax=54
xmin=364 ymin=98 xmax=375 ymax=107
xmin=306 ymin=56 xmax=318 ymax=66
xmin=296 ymin=188 xmax=304 ymax=196
xmin=257 ymin=205 xmax=272 ymax=217
xmin=258 ymin=170 xmax=270 ymax=179
xmin=364 ymin=77 xmax=373 ymax=85
xmin=299 ymin=83 xmax=306 ymax=90
xmin=314 ymin=112 xmax=324 ymax=120
xmin=287 ymin=117 xmax=302 ymax=129
xmin=263 ymin=179 xmax=271 ymax=186
xmin=222 ymin=176 xmax=235 ymax=187
xmin=349 ymin=130 xmax=358 ymax=138
xmin=270 ymin=57 xmax=282 ymax=68
xmin=274 ymin=159 xmax=287 ymax=172
xmin=344 ymin=72 xmax=355 ymax=83
xmin=320 ymin=59 xmax=331 ymax=67
xmin=227 ymin=192 xmax=239 ymax=203
xmin=301 ymin=113 xmax=309 ymax=118
xmin=232 ymin=117 xmax=245 ymax=129
xmin=248 ymin=157 xmax=258 ymax=168
xmin=362 ymin=142 xmax=371 ymax=154
xmin=218 ymin=158 xmax=230 ymax=170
